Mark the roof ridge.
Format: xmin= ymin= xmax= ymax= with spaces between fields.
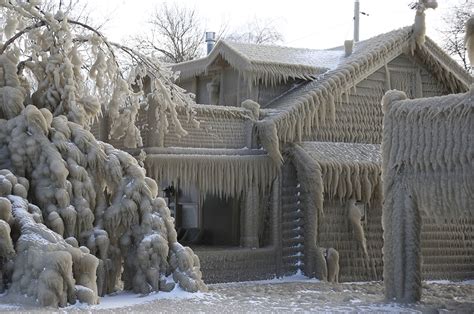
xmin=172 ymin=37 xmax=344 ymax=83
xmin=255 ymin=26 xmax=471 ymax=167
xmin=223 ymin=39 xmax=333 ymax=52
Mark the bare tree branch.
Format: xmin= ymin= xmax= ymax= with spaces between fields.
xmin=226 ymin=17 xmax=284 ymax=45
xmin=130 ymin=4 xmax=283 ymax=63
xmin=439 ymin=1 xmax=473 ymax=73
xmin=131 ymin=3 xmax=204 ymax=63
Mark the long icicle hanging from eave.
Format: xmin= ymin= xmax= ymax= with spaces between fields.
xmin=145 ymin=154 xmax=278 ymax=200
xmin=318 ymin=161 xmax=382 ymax=205
xmin=288 ymin=143 xmax=382 ymax=210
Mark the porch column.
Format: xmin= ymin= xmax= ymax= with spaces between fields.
xmin=241 ymin=183 xmax=259 ymax=248
xmin=271 ymin=175 xmax=283 ymax=277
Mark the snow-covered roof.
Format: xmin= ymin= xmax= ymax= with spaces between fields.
xmin=170 ymin=27 xmax=472 ymax=165
xmin=227 ymin=41 xmax=343 ymax=69
xmin=172 ymin=40 xmax=345 ymax=85
xmin=264 ymin=27 xmax=470 ymax=113
xmin=297 ymin=142 xmax=381 ymax=165
xmin=254 ymin=27 xmax=472 ymax=164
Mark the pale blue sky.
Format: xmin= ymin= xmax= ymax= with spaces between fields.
xmin=85 ymin=0 xmax=469 ymax=49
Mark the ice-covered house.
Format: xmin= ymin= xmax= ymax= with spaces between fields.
xmin=97 ymin=27 xmax=472 ymax=283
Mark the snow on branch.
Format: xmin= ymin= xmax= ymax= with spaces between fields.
xmin=0 ymin=2 xmax=206 ymax=307
xmin=0 ymin=1 xmax=196 ymax=148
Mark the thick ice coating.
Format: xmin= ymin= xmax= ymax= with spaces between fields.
xmin=0 ymin=1 xmax=206 ymax=307
xmin=0 ymin=108 xmax=206 ymax=306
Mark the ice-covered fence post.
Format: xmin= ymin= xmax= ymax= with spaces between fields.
xmin=381 ymin=90 xmax=423 ymax=302
xmin=382 ymin=176 xmax=422 ymax=302
xmin=381 ymin=88 xmax=473 ymax=303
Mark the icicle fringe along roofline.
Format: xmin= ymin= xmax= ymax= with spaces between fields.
xmin=145 ymin=154 xmax=278 ymax=200
xmin=415 ymin=38 xmax=472 ymax=93
xmin=288 ymin=142 xmax=382 ymax=206
xmin=173 ymin=40 xmax=335 ymax=86
xmin=256 ymin=28 xmax=469 ymax=150
xmin=285 ymin=142 xmax=382 ymax=278
xmin=257 ymin=28 xmax=413 ymax=148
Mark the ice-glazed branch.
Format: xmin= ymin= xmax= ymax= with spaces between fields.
xmin=0 ymin=21 xmax=46 ymax=54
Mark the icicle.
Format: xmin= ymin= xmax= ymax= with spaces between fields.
xmin=382 ymin=89 xmax=473 ymax=221
xmin=347 ymin=199 xmax=369 ymax=260
xmin=256 ymin=120 xmax=283 ymax=165
xmin=145 ymin=153 xmax=277 ymax=199
xmin=327 ymin=93 xmax=336 ymax=123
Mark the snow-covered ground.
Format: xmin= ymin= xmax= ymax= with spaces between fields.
xmin=1 ymin=274 xmax=473 ymax=312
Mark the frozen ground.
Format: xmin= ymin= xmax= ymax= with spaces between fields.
xmin=1 ymin=275 xmax=473 ymax=313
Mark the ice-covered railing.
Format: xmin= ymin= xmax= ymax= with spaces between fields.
xmin=94 ymin=102 xmax=257 ymax=150
xmin=149 ymin=104 xmax=255 ymax=149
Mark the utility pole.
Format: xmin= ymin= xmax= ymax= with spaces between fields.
xmin=354 ymin=0 xmax=360 ymax=42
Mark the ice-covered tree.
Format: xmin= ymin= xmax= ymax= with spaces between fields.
xmin=132 ymin=3 xmax=284 ymax=63
xmin=133 ymin=3 xmax=206 ymax=63
xmin=0 ymin=0 xmax=206 ymax=307
xmin=439 ymin=0 xmax=473 ymax=73
xmin=225 ymin=17 xmax=284 ymax=45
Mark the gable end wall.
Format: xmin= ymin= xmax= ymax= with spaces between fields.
xmin=306 ymin=53 xmax=450 ymax=144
